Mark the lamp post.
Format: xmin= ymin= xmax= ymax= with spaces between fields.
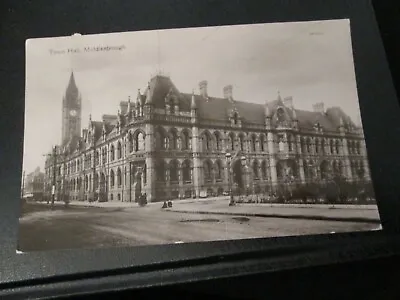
xmin=240 ymin=155 xmax=247 ymax=196
xmin=225 ymin=152 xmax=234 ymax=206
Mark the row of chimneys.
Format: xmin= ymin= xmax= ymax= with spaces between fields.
xmin=200 ymin=81 xmax=324 ymax=114
xmin=199 ymin=80 xmax=233 ymax=99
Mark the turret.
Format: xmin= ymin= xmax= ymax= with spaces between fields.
xmin=264 ymin=100 xmax=271 ymax=129
xmin=191 ymin=90 xmax=198 ymax=119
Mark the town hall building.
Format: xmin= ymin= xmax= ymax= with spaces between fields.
xmin=43 ymin=72 xmax=371 ymax=203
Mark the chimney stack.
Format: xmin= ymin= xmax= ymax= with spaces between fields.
xmin=223 ymin=85 xmax=233 ymax=100
xmin=199 ymin=80 xmax=208 ymax=98
xmin=312 ymin=102 xmax=325 ymax=114
xmin=283 ymin=96 xmax=293 ymax=108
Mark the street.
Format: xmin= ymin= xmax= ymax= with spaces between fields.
xmin=18 ymin=201 xmax=379 ymax=252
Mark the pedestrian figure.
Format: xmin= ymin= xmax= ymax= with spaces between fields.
xmin=162 ymin=201 xmax=168 ymax=208
xmin=168 ymin=200 xmax=172 ymax=208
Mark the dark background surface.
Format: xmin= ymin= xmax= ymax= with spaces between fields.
xmin=0 ymin=0 xmax=400 ymax=299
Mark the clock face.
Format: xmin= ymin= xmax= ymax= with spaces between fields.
xmin=69 ymin=110 xmax=77 ymax=117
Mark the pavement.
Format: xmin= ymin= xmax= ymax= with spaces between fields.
xmin=33 ymin=197 xmax=381 ymax=223
xmin=19 ymin=201 xmax=380 ymax=252
xmin=165 ymin=200 xmax=380 ymax=223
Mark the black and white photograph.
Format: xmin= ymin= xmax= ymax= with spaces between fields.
xmin=19 ymin=19 xmax=381 ymax=252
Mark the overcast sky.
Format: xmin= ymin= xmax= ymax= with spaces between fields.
xmin=23 ymin=18 xmax=361 ymax=174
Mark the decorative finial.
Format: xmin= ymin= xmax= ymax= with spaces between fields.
xmin=191 ymin=89 xmax=197 ymax=110
xmin=89 ymin=114 xmax=92 ymax=121
xmin=277 ymin=91 xmax=282 ymax=101
xmin=264 ymin=100 xmax=270 ymax=117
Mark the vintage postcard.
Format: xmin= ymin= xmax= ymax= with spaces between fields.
xmin=19 ymin=19 xmax=380 ymax=252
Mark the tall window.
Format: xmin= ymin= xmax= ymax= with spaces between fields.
xmin=315 ymin=139 xmax=320 ymax=154
xmin=102 ymin=147 xmax=107 ymax=164
xmin=288 ymin=135 xmax=293 ymax=152
xmin=110 ymin=144 xmax=115 ymax=161
xmin=136 ymin=132 xmax=145 ymax=151
xmin=335 ymin=140 xmax=340 ymax=155
xmin=182 ymin=160 xmax=191 ymax=182
xmin=117 ymin=168 xmax=122 ymax=187
xmin=239 ymin=134 xmax=244 ymax=151
xmin=251 ymin=135 xmax=257 ymax=152
xmin=214 ymin=132 xmax=222 ymax=151
xmin=321 ymin=139 xmax=325 ymax=154
xmin=128 ymin=132 xmax=134 ymax=153
xmin=261 ymin=161 xmax=268 ymax=179
xmin=253 ymin=161 xmax=259 ymax=179
xmin=202 ymin=132 xmax=212 ymax=151
xmin=181 ymin=130 xmax=190 ymax=150
xmin=215 ymin=160 xmax=222 ymax=180
xmin=203 ymin=160 xmax=212 ymax=182
xmin=260 ymin=134 xmax=265 ymax=152
xmin=95 ymin=151 xmax=100 ymax=166
xmin=306 ymin=138 xmax=311 ymax=153
xmin=110 ymin=170 xmax=115 ymax=187
xmin=330 ymin=139 xmax=334 ymax=154
xmin=155 ymin=128 xmax=165 ymax=150
xmin=229 ymin=133 xmax=235 ymax=151
xmin=117 ymin=142 xmax=122 ymax=159
xmin=168 ymin=130 xmax=178 ymax=150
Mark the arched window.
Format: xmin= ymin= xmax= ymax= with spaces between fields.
xmin=321 ymin=139 xmax=325 ymax=154
xmin=169 ymin=160 xmax=179 ymax=183
xmin=85 ymin=175 xmax=89 ymax=191
xmin=253 ymin=161 xmax=259 ymax=179
xmin=182 ymin=160 xmax=191 ymax=182
xmin=300 ymin=138 xmax=306 ymax=153
xmin=110 ymin=144 xmax=115 ymax=161
xmin=110 ymin=169 xmax=115 ymax=187
xmin=202 ymin=132 xmax=212 ymax=151
xmin=155 ymin=128 xmax=166 ymax=150
xmin=251 ymin=135 xmax=257 ymax=152
xmin=306 ymin=138 xmax=311 ymax=153
xmin=288 ymin=135 xmax=293 ymax=152
xmin=95 ymin=151 xmax=100 ymax=165
xmin=94 ymin=173 xmax=98 ymax=189
xmin=102 ymin=147 xmax=107 ymax=164
xmin=215 ymin=160 xmax=222 ymax=180
xmin=203 ymin=160 xmax=213 ymax=182
xmin=260 ymin=134 xmax=265 ymax=152
xmin=214 ymin=131 xmax=222 ymax=151
xmin=335 ymin=140 xmax=340 ymax=154
xmin=356 ymin=141 xmax=361 ymax=155
xmin=117 ymin=168 xmax=122 ymax=187
xmin=228 ymin=133 xmax=235 ymax=151
xmin=136 ymin=132 xmax=145 ymax=151
xmin=128 ymin=132 xmax=134 ymax=153
xmin=330 ymin=139 xmax=334 ymax=154
xmin=117 ymin=142 xmax=122 ymax=159
xmin=181 ymin=130 xmax=190 ymax=150
xmin=168 ymin=129 xmax=178 ymax=150
xmin=315 ymin=139 xmax=320 ymax=154
xmin=261 ymin=160 xmax=268 ymax=179
xmin=239 ymin=134 xmax=245 ymax=151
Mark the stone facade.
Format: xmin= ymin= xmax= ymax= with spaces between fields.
xmin=24 ymin=167 xmax=45 ymax=200
xmin=44 ymin=73 xmax=371 ymax=203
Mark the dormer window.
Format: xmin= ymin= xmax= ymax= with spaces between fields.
xmin=233 ymin=112 xmax=239 ymax=125
xmin=276 ymin=107 xmax=285 ymax=123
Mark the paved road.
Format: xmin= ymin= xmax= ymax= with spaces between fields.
xmin=18 ymin=203 xmax=379 ymax=252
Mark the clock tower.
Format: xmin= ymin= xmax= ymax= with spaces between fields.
xmin=61 ymin=72 xmax=82 ymax=144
